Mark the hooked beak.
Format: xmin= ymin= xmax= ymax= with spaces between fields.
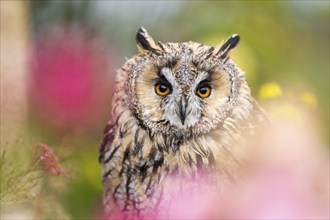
xmin=179 ymin=100 xmax=187 ymax=125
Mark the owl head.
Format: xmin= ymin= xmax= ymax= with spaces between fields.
xmin=127 ymin=27 xmax=246 ymax=139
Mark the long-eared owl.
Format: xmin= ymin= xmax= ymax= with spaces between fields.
xmin=99 ymin=27 xmax=267 ymax=219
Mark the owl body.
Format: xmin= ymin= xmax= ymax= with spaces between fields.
xmin=99 ymin=28 xmax=267 ymax=219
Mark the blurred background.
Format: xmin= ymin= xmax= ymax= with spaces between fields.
xmin=1 ymin=1 xmax=329 ymax=219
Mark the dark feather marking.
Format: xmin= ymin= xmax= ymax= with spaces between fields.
xmin=114 ymin=95 xmax=123 ymax=104
xmin=155 ymin=153 xmax=164 ymax=167
xmin=99 ymin=139 xmax=109 ymax=163
xmin=98 ymin=154 xmax=104 ymax=164
xmin=136 ymin=160 xmax=151 ymax=182
xmin=102 ymin=129 xmax=115 ymax=149
xmin=148 ymin=147 xmax=157 ymax=164
xmin=163 ymin=136 xmax=171 ymax=153
xmin=141 ymin=171 xmax=149 ymax=183
xmin=136 ymin=27 xmax=152 ymax=51
xmin=132 ymin=111 xmax=148 ymax=132
xmin=113 ymin=184 xmax=121 ymax=197
xmin=112 ymin=103 xmax=121 ymax=116
xmin=122 ymin=146 xmax=131 ymax=163
xmin=115 ymin=111 xmax=125 ymax=126
xmin=134 ymin=129 xmax=140 ymax=144
xmin=120 ymin=123 xmax=133 ymax=140
xmin=216 ymin=34 xmax=240 ymax=58
xmin=120 ymin=67 xmax=129 ymax=74
xmin=156 ymin=141 xmax=167 ymax=153
xmin=164 ymin=56 xmax=179 ymax=69
xmin=222 ymin=56 xmax=230 ymax=64
xmin=157 ymin=41 xmax=165 ymax=51
xmin=204 ymin=52 xmax=213 ymax=60
xmin=119 ymin=165 xmax=125 ymax=177
xmin=170 ymin=138 xmax=182 ymax=152
xmin=125 ymin=173 xmax=131 ymax=201
xmin=191 ymin=58 xmax=200 ymax=67
xmin=228 ymin=76 xmax=234 ymax=101
xmin=119 ymin=130 xmax=125 ymax=138
xmin=208 ymin=46 xmax=215 ymax=53
xmin=99 ymin=125 xmax=115 ymax=163
xmin=133 ymin=130 xmax=143 ymax=155
xmin=139 ymin=121 xmax=148 ymax=131
xmin=104 ymin=144 xmax=121 ymax=164
xmin=103 ymin=123 xmax=114 ymax=135
xmin=134 ymin=142 xmax=143 ymax=156
xmin=103 ymin=167 xmax=115 ymax=179
xmin=136 ymin=27 xmax=162 ymax=55
xmin=152 ymin=153 xmax=164 ymax=174
xmin=204 ymin=47 xmax=215 ymax=60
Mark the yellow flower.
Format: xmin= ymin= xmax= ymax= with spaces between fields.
xmin=259 ymin=82 xmax=282 ymax=100
xmin=300 ymin=92 xmax=317 ymax=109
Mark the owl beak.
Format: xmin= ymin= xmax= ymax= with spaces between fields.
xmin=180 ymin=100 xmax=187 ymax=125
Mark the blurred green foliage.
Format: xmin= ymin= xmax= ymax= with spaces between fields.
xmin=170 ymin=1 xmax=329 ymax=143
xmin=20 ymin=1 xmax=330 ymax=219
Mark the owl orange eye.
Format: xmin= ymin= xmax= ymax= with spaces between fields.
xmin=155 ymin=83 xmax=171 ymax=96
xmin=196 ymin=86 xmax=211 ymax=98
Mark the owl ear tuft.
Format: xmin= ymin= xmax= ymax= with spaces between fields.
xmin=215 ymin=34 xmax=240 ymax=59
xmin=136 ymin=27 xmax=160 ymax=54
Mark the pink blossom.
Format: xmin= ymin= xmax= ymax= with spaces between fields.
xmin=33 ymin=143 xmax=65 ymax=175
xmin=164 ymin=120 xmax=330 ymax=219
xmin=29 ymin=27 xmax=114 ymax=131
xmin=130 ymin=120 xmax=329 ymax=219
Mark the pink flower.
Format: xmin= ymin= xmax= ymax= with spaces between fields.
xmin=101 ymin=119 xmax=329 ymax=219
xmin=30 ymin=27 xmax=115 ymax=131
xmin=153 ymin=120 xmax=329 ymax=219
xmin=33 ymin=143 xmax=65 ymax=175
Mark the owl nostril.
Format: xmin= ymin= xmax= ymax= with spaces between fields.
xmin=180 ymin=100 xmax=187 ymax=125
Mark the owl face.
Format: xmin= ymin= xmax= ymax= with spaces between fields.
xmin=128 ymin=27 xmax=241 ymax=138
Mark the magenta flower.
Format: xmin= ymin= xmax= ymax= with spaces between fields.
xmin=30 ymin=27 xmax=114 ymax=131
